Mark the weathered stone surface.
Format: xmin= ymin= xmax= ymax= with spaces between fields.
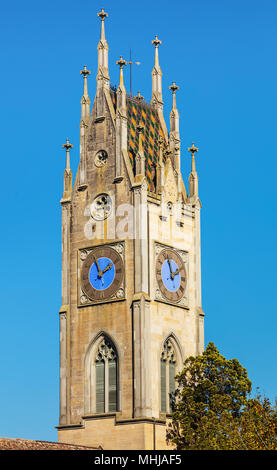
xmin=58 ymin=11 xmax=204 ymax=451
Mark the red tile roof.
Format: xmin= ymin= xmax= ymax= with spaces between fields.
xmin=0 ymin=438 xmax=100 ymax=450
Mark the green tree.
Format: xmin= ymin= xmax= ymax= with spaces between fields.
xmin=231 ymin=394 xmax=277 ymax=450
xmin=166 ymin=342 xmax=277 ymax=450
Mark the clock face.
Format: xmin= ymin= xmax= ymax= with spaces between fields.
xmin=89 ymin=257 xmax=115 ymax=290
xmin=81 ymin=246 xmax=123 ymax=302
xmin=156 ymin=248 xmax=186 ymax=303
xmin=90 ymin=193 xmax=112 ymax=221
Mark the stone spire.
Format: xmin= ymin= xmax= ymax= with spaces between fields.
xmin=169 ymin=82 xmax=180 ymax=137
xmin=151 ymin=36 xmax=163 ymax=111
xmin=80 ymin=65 xmax=91 ymax=121
xmin=169 ymin=81 xmax=181 ymax=177
xmin=116 ymin=56 xmax=127 ymax=111
xmin=79 ymin=66 xmax=90 ymax=190
xmin=156 ymin=136 xmax=165 ymax=195
xmin=62 ymin=139 xmax=73 ymax=200
xmin=135 ymin=123 xmax=146 ymax=178
xmin=115 ymin=57 xmax=128 ymax=181
xmin=96 ymin=8 xmax=109 ymax=89
xmin=188 ymin=143 xmax=199 ymax=200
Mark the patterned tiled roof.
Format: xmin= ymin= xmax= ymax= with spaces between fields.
xmin=0 ymin=437 xmax=100 ymax=450
xmin=127 ymin=97 xmax=164 ymax=189
xmin=110 ymin=89 xmax=165 ymax=190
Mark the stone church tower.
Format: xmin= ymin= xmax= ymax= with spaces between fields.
xmin=57 ymin=9 xmax=204 ymax=450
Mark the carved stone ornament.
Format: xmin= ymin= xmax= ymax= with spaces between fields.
xmin=80 ymin=293 xmax=89 ymax=305
xmin=94 ymin=149 xmax=108 ymax=168
xmin=161 ymin=338 xmax=176 ymax=364
xmin=167 ymin=201 xmax=173 ymax=215
xmin=164 ymin=164 xmax=177 ymax=201
xmin=113 ymin=243 xmax=124 ymax=256
xmin=90 ymin=193 xmax=112 ymax=221
xmin=96 ymin=337 xmax=117 ymax=363
xmin=116 ymin=288 xmax=125 ymax=299
xmin=80 ymin=250 xmax=89 ymax=261
xmin=155 ymin=244 xmax=164 ymax=257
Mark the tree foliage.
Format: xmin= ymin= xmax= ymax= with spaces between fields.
xmin=167 ymin=342 xmax=277 ymax=450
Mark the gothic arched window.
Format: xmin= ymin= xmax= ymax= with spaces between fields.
xmin=160 ymin=337 xmax=177 ymax=414
xmin=95 ymin=336 xmax=118 ymax=413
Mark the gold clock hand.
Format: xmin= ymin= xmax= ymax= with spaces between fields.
xmin=92 ymin=255 xmax=103 ymax=278
xmin=102 ymin=263 xmax=112 ymax=274
xmin=172 ymin=267 xmax=183 ymax=278
xmin=167 ymin=257 xmax=175 ymax=279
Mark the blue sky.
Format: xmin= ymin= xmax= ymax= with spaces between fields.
xmin=0 ymin=0 xmax=276 ymax=442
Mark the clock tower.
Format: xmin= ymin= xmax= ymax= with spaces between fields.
xmin=57 ymin=9 xmax=204 ymax=450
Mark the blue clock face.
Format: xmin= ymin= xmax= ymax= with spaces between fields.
xmin=81 ymin=245 xmax=124 ymax=303
xmin=161 ymin=258 xmax=181 ymax=292
xmin=156 ymin=248 xmax=186 ymax=303
xmin=89 ymin=257 xmax=115 ymax=291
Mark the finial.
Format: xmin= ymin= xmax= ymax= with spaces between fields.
xmin=80 ymin=65 xmax=91 ymax=78
xmin=135 ymin=122 xmax=145 ymax=177
xmin=116 ymin=56 xmax=127 ymax=67
xmin=152 ymin=35 xmax=162 ymax=48
xmin=134 ymin=91 xmax=144 ymax=101
xmin=152 ymin=35 xmax=162 ymax=67
xmin=137 ymin=122 xmax=144 ymax=134
xmin=137 ymin=122 xmax=144 ymax=151
xmin=169 ymin=82 xmax=179 ymax=94
xmin=116 ymin=56 xmax=127 ymax=87
xmin=158 ymin=135 xmax=164 ymax=161
xmin=62 ymin=138 xmax=73 ymax=151
xmin=151 ymin=35 xmax=163 ymax=109
xmin=80 ymin=65 xmax=91 ymax=97
xmin=98 ymin=7 xmax=108 ymax=20
xmin=188 ymin=143 xmax=198 ymax=173
xmin=188 ymin=142 xmax=198 ymax=155
xmin=62 ymin=138 xmax=73 ymax=171
xmin=169 ymin=82 xmax=179 ymax=110
xmin=98 ymin=8 xmax=108 ymax=40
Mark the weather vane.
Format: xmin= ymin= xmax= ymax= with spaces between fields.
xmin=129 ymin=49 xmax=140 ymax=96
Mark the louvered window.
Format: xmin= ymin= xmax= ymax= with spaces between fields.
xmin=169 ymin=361 xmax=176 ymax=413
xmin=95 ymin=360 xmax=105 ymax=413
xmin=95 ymin=337 xmax=118 ymax=413
xmin=160 ymin=338 xmax=177 ymax=414
xmin=160 ymin=359 xmax=166 ymax=413
xmin=108 ymin=360 xmax=117 ymax=412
